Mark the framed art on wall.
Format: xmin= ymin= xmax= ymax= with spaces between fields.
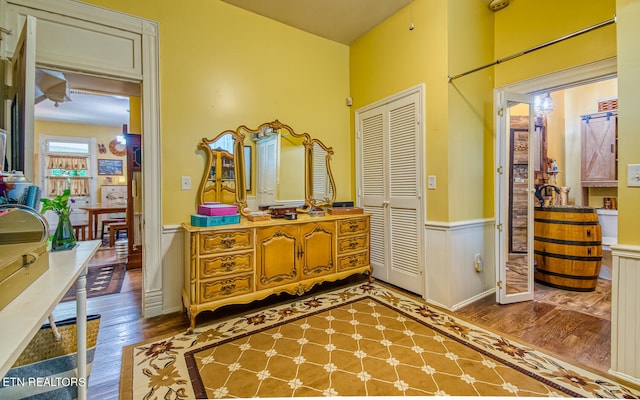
xmin=98 ymin=159 xmax=123 ymax=175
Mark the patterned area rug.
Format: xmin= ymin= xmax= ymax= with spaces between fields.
xmin=120 ymin=282 xmax=640 ymax=399
xmin=61 ymin=263 xmax=126 ymax=302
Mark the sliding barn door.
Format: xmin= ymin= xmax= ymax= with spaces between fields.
xmin=357 ymin=88 xmax=424 ymax=295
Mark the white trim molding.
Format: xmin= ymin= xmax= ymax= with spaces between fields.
xmin=609 ymin=244 xmax=640 ymax=385
xmin=4 ymin=0 xmax=163 ymax=317
xmin=425 ymin=218 xmax=495 ymax=310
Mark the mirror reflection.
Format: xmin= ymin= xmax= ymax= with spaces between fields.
xmin=199 ymin=132 xmax=238 ymax=205
xmin=253 ymin=125 xmax=306 ymax=208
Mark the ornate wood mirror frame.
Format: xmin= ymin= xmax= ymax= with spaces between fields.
xmin=197 ymin=120 xmax=336 ymax=217
xmin=197 ymin=129 xmax=246 ymax=209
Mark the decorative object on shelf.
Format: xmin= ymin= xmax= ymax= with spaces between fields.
xmin=40 ymin=188 xmax=76 ymax=251
xmin=98 ymin=159 xmax=123 ymax=175
xmin=109 ymin=138 xmax=126 ymax=156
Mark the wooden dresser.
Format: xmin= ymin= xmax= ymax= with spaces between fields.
xmin=182 ymin=213 xmax=372 ymax=331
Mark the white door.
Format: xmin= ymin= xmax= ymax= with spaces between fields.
xmin=358 ymin=88 xmax=424 ymax=295
xmin=257 ymin=135 xmax=277 ymax=206
xmin=495 ymin=91 xmax=535 ymax=304
xmin=7 ymin=15 xmax=37 ymax=181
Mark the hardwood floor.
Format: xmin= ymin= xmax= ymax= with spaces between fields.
xmin=51 ymin=246 xmax=612 ymax=399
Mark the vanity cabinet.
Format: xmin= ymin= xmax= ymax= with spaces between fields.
xmin=183 ymin=214 xmax=371 ymax=332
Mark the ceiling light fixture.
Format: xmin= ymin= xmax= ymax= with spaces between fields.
xmin=534 ymin=93 xmax=554 ymax=115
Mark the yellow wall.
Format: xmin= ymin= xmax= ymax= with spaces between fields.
xmin=34 ymin=120 xmax=128 ymax=198
xmin=555 ymin=79 xmax=617 ymax=206
xmin=494 ymin=0 xmax=617 ymax=88
xmin=350 ymin=0 xmax=494 ymax=222
xmin=83 ymin=0 xmax=350 ymax=224
xmin=616 ymin=0 xmax=640 ymax=244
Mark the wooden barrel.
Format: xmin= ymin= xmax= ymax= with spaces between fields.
xmin=534 ymin=206 xmax=602 ymax=292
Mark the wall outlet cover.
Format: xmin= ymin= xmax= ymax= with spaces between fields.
xmin=628 ymin=164 xmax=640 ymax=187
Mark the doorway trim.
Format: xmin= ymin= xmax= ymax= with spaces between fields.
xmin=4 ymin=0 xmax=163 ymax=317
xmin=494 ymin=57 xmax=618 ymax=306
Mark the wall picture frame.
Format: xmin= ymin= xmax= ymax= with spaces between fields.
xmin=98 ymin=159 xmax=123 ymax=175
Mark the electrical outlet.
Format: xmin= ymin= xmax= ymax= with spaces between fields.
xmin=474 ymin=254 xmax=483 ymax=272
xmin=181 ymin=176 xmax=191 ymax=190
xmin=427 ymin=175 xmax=436 ymax=190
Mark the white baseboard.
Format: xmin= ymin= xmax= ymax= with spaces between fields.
xmin=451 ymin=288 xmax=495 ymax=311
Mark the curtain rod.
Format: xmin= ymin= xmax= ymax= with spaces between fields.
xmin=447 ymin=16 xmax=616 ymax=83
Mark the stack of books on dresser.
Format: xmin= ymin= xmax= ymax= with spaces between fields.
xmin=190 ymin=203 xmax=240 ymax=227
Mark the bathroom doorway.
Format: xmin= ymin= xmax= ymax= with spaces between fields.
xmin=495 ymin=61 xmax=617 ymax=307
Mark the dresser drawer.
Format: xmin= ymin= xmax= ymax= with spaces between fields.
xmin=199 ymin=230 xmax=253 ymax=254
xmin=337 ymin=234 xmax=368 ymax=254
xmin=337 ymin=251 xmax=369 ymax=271
xmin=200 ymin=252 xmax=253 ymax=279
xmin=337 ymin=218 xmax=368 ymax=236
xmin=199 ymin=274 xmax=253 ymax=303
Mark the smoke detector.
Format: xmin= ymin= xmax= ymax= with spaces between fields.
xmin=488 ymin=0 xmax=510 ymax=11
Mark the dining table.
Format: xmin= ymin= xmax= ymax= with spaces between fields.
xmin=79 ymin=205 xmax=127 ymax=240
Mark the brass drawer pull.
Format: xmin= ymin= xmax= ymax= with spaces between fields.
xmin=221 ymin=237 xmax=236 ymax=248
xmin=221 ymin=260 xmax=237 ymax=270
xmin=221 ymin=283 xmax=236 ymax=294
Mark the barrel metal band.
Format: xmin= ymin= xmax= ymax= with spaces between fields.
xmin=534 ymin=236 xmax=601 ymax=246
xmin=534 ymin=279 xmax=596 ymax=292
xmin=534 ymin=218 xmax=599 ymax=226
xmin=535 ymin=267 xmax=599 ymax=280
xmin=534 ymin=250 xmax=602 ymax=262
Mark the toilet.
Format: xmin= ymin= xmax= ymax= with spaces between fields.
xmin=596 ymin=208 xmax=618 ymax=249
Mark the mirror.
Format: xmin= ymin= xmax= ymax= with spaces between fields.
xmin=309 ymin=139 xmax=336 ymax=207
xmin=0 ymin=204 xmax=49 ymax=244
xmin=197 ymin=120 xmax=336 ymax=216
xmin=198 ymin=130 xmax=246 ymax=209
xmin=242 ymin=120 xmax=336 ymax=213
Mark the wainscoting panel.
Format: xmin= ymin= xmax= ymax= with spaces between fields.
xmin=161 ymin=225 xmax=185 ymax=314
xmin=610 ymin=244 xmax=640 ymax=385
xmin=425 ymin=219 xmax=495 ymax=310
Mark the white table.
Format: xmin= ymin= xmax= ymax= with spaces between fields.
xmin=0 ymin=240 xmax=101 ymax=400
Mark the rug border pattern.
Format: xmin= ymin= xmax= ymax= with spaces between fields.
xmin=125 ymin=282 xmax=640 ymax=399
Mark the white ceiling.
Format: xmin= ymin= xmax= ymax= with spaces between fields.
xmin=36 ymin=1 xmax=411 ymax=126
xmin=221 ymin=0 xmax=412 ymax=45
xmin=34 ymin=70 xmax=139 ymax=127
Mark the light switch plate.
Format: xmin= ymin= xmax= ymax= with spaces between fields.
xmin=181 ymin=176 xmax=191 ymax=190
xmin=427 ymin=175 xmax=436 ymax=190
xmin=628 ymin=164 xmax=640 ymax=187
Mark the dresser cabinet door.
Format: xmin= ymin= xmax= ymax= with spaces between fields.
xmin=256 ymin=225 xmax=299 ymax=290
xmin=300 ymin=221 xmax=335 ymax=278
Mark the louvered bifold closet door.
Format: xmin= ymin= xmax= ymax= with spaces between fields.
xmin=359 ymin=109 xmax=386 ymax=277
xmin=387 ymin=92 xmax=422 ymax=293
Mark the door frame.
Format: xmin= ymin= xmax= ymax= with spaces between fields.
xmin=3 ymin=0 xmax=163 ymax=317
xmin=494 ymin=57 xmax=617 ymax=304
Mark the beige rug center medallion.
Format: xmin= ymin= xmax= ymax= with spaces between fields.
xmin=121 ymin=283 xmax=639 ymax=399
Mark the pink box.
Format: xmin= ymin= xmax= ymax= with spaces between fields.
xmin=198 ymin=204 xmax=238 ymax=216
